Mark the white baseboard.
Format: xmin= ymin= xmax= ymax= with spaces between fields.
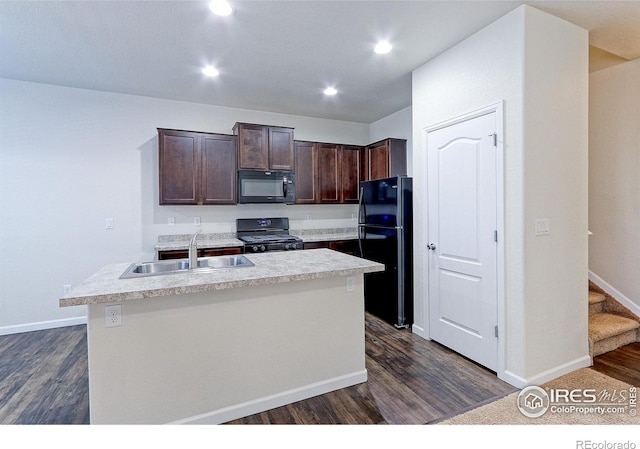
xmin=0 ymin=316 xmax=87 ymax=336
xmin=499 ymin=370 xmax=529 ymax=389
xmin=169 ymin=370 xmax=368 ymax=425
xmin=411 ymin=324 xmax=430 ymax=340
xmin=499 ymin=354 xmax=592 ymax=389
xmin=589 ymin=270 xmax=640 ymax=317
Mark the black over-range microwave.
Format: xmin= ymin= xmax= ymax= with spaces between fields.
xmin=237 ymin=170 xmax=295 ymax=204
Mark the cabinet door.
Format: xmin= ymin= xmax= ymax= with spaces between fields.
xmin=360 ymin=147 xmax=369 ymax=183
xmin=158 ymin=247 xmax=242 ymax=260
xmin=303 ymin=241 xmax=329 ymax=250
xmin=387 ymin=138 xmax=408 ymax=177
xmin=340 ymin=146 xmax=361 ymax=203
xmin=294 ymin=141 xmax=318 ymax=204
xmin=303 ymin=240 xmax=360 ymax=256
xmin=236 ymin=123 xmax=268 ymax=170
xmin=201 ymin=247 xmax=242 ymax=257
xmin=201 ymin=134 xmax=237 ymax=204
xmin=318 ymin=143 xmax=341 ymax=203
xmin=364 ymin=138 xmax=407 ymax=181
xmin=159 ymin=129 xmax=199 ymax=205
xmin=366 ymin=141 xmax=390 ymax=181
xmin=269 ymin=127 xmax=294 ymax=171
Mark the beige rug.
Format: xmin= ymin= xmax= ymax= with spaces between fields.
xmin=440 ymin=368 xmax=639 ymax=425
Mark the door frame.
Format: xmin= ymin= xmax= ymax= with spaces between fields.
xmin=422 ymin=101 xmax=505 ymax=379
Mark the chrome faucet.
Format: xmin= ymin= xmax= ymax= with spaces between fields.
xmin=188 ymin=229 xmax=202 ymax=269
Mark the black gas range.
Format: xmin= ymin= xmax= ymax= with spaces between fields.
xmin=236 ymin=218 xmax=303 ymax=253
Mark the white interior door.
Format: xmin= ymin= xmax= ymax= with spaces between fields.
xmin=427 ymin=111 xmax=498 ymax=371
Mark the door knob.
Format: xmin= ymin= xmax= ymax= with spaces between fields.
xmin=428 ymin=243 xmax=436 ymax=250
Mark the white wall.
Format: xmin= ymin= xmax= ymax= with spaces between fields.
xmin=369 ymin=106 xmax=413 ymax=176
xmin=521 ymin=6 xmax=589 ymax=380
xmin=412 ymin=5 xmax=589 ymax=386
xmin=0 ymin=79 xmax=369 ymax=333
xmin=589 ymin=59 xmax=640 ymax=313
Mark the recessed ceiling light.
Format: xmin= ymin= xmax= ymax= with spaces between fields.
xmin=374 ymin=40 xmax=392 ymax=55
xmin=202 ymin=65 xmax=220 ymax=77
xmin=324 ymin=87 xmax=338 ymax=96
xmin=209 ymin=0 xmax=233 ymax=16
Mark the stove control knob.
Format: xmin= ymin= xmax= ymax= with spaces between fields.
xmin=285 ymin=243 xmax=291 ymax=250
xmin=260 ymin=245 xmax=266 ymax=252
xmin=251 ymin=245 xmax=259 ymax=252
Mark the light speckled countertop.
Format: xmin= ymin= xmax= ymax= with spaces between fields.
xmin=292 ymin=228 xmax=358 ymax=243
xmin=154 ymin=228 xmax=358 ymax=251
xmin=155 ymin=237 xmax=244 ymax=251
xmin=60 ymin=248 xmax=382 ymax=307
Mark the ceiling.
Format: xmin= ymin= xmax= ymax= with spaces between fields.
xmin=1 ymin=0 xmax=639 ymax=124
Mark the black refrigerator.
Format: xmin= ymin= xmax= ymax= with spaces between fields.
xmin=358 ymin=176 xmax=413 ymax=328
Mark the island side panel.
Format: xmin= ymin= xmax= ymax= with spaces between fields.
xmin=87 ymin=275 xmax=366 ymax=424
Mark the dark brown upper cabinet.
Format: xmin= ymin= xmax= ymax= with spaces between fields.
xmin=233 ymin=123 xmax=294 ymax=171
xmin=361 ymin=138 xmax=407 ymax=182
xmin=294 ymin=141 xmax=318 ymax=204
xmin=340 ymin=145 xmax=362 ymax=204
xmin=317 ymin=143 xmax=361 ymax=204
xmin=200 ymin=133 xmax=237 ymax=204
xmin=318 ymin=143 xmax=340 ymax=203
xmin=158 ymin=128 xmax=237 ymax=205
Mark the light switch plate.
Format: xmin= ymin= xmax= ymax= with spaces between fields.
xmin=168 ymin=217 xmax=175 ymax=226
xmin=535 ymin=219 xmax=550 ymax=236
xmin=346 ymin=276 xmax=355 ymax=292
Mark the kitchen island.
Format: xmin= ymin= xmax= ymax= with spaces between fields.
xmin=60 ymin=249 xmax=383 ymax=424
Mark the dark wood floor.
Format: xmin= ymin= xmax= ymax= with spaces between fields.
xmin=228 ymin=313 xmax=517 ymax=424
xmin=0 ymin=325 xmax=89 ymax=424
xmin=591 ymin=342 xmax=640 ymax=386
xmin=1 ymin=316 xmax=637 ymax=425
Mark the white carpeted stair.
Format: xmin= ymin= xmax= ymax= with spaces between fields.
xmin=588 ymin=287 xmax=640 ymax=358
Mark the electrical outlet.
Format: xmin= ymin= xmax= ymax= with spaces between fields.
xmin=105 ymin=305 xmax=122 ymax=328
xmin=63 ymin=284 xmax=72 ymax=296
xmin=194 ymin=216 xmax=201 ymax=226
xmin=306 ymin=214 xmax=312 ymax=221
xmin=168 ymin=217 xmax=175 ymax=226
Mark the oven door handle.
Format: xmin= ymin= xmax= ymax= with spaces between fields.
xmin=283 ymin=177 xmax=288 ymax=197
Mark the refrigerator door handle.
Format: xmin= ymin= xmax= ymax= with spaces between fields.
xmin=358 ymin=224 xmax=366 ymax=258
xmin=361 ymin=224 xmax=401 ymax=230
xmin=358 ymin=186 xmax=366 ymax=224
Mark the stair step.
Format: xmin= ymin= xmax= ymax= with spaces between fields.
xmin=589 ymin=313 xmax=640 ymax=357
xmin=588 ymin=291 xmax=607 ymax=315
xmin=588 ymin=291 xmax=606 ymax=305
xmin=589 ymin=313 xmax=639 ymax=342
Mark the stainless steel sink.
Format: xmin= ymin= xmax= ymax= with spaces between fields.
xmin=195 ymin=255 xmax=254 ymax=269
xmin=120 ymin=255 xmax=254 ymax=279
